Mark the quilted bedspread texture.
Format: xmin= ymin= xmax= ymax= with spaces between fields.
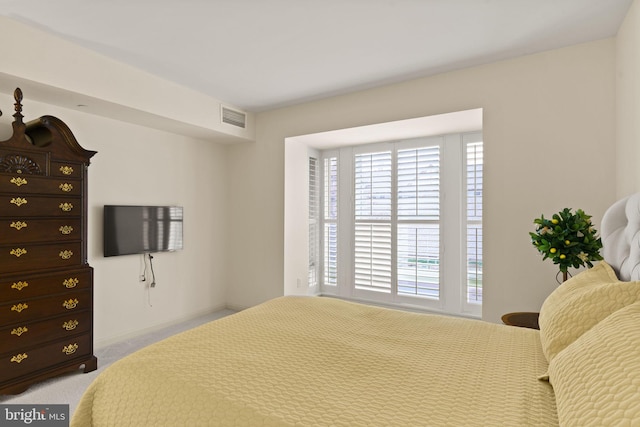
xmin=72 ymin=296 xmax=557 ymax=426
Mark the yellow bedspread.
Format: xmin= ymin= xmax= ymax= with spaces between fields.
xmin=72 ymin=296 xmax=557 ymax=426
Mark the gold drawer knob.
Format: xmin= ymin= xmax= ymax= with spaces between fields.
xmin=10 ymin=221 xmax=27 ymax=231
xmin=63 ymin=277 xmax=79 ymax=288
xmin=59 ymin=250 xmax=73 ymax=260
xmin=11 ymin=303 xmax=28 ymax=313
xmin=60 ymin=165 xmax=74 ymax=175
xmin=10 ymin=197 xmax=27 ymax=207
xmin=11 ymin=281 xmax=29 ymax=291
xmin=63 ymin=299 xmax=79 ymax=310
xmin=59 ymin=225 xmax=74 ymax=235
xmin=10 ymin=177 xmax=28 ymax=187
xmin=11 ymin=326 xmax=28 ymax=337
xmin=10 ymin=353 xmax=28 ymax=364
xmin=59 ymin=202 xmax=73 ymax=212
xmin=59 ymin=183 xmax=73 ymax=192
xmin=62 ymin=343 xmax=78 ymax=355
xmin=10 ymin=248 xmax=27 ymax=257
xmin=62 ymin=320 xmax=79 ymax=331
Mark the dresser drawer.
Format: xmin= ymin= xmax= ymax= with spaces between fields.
xmin=50 ymin=161 xmax=83 ymax=179
xmin=0 ymin=289 xmax=90 ymax=325
xmin=0 ymin=174 xmax=81 ymax=196
xmin=0 ymin=268 xmax=92 ymax=301
xmin=0 ymin=241 xmax=82 ymax=273
xmin=1 ymin=218 xmax=82 ymax=244
xmin=0 ymin=311 xmax=91 ymax=354
xmin=1 ymin=194 xmax=80 ymax=218
xmin=0 ymin=333 xmax=92 ymax=383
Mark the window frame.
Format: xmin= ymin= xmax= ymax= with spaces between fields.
xmin=462 ymin=132 xmax=483 ymax=314
xmin=317 ymin=132 xmax=482 ymax=317
xmin=308 ymin=156 xmax=319 ymax=288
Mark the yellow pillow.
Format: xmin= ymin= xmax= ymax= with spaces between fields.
xmin=547 ymin=301 xmax=640 ymax=426
xmin=538 ymin=262 xmax=640 ymax=362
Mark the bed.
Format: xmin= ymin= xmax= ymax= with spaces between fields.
xmin=72 ymin=195 xmax=640 ymax=426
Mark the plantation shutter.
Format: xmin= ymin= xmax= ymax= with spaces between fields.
xmin=466 ymin=141 xmax=483 ymax=303
xmin=309 ymin=157 xmax=319 ymax=287
xmin=354 ymin=151 xmax=392 ymax=292
xmin=396 ymin=146 xmax=440 ymax=298
xmin=318 ymin=131 xmax=482 ymax=315
xmin=323 ymin=156 xmax=338 ymax=286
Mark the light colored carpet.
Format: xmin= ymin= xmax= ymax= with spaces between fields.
xmin=0 ymin=309 xmax=235 ymax=416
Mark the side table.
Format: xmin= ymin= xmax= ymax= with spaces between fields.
xmin=501 ymin=312 xmax=540 ymax=330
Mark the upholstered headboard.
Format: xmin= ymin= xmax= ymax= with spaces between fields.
xmin=601 ymin=192 xmax=640 ymax=281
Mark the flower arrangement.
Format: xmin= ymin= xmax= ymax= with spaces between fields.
xmin=530 ymin=208 xmax=603 ymax=282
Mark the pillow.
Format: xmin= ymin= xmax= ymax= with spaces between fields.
xmin=547 ymin=301 xmax=640 ymax=426
xmin=538 ymin=261 xmax=640 ymax=362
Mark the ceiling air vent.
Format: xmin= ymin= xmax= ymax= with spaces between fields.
xmin=221 ymin=106 xmax=247 ymax=129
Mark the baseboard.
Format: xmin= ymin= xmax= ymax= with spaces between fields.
xmin=94 ymin=304 xmax=229 ymax=349
xmin=224 ymin=303 xmax=250 ymax=312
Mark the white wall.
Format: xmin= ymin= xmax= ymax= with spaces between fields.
xmin=0 ymin=94 xmax=229 ymax=347
xmin=617 ymin=0 xmax=640 ymax=198
xmin=227 ymin=39 xmax=617 ymax=322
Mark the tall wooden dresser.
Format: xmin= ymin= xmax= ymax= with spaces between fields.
xmin=0 ymin=88 xmax=97 ymax=395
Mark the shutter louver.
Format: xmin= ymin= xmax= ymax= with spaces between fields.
xmin=323 ymin=157 xmax=338 ymax=286
xmin=355 ymin=152 xmax=392 ymax=220
xmin=324 ymin=223 xmax=338 ymax=285
xmin=354 ymin=223 xmax=392 ymax=292
xmin=354 ymin=151 xmax=392 ymax=292
xmin=397 ymin=147 xmax=440 ymax=220
xmin=396 ymin=146 xmax=440 ymax=298
xmin=466 ymin=142 xmax=483 ymax=303
xmin=309 ymin=157 xmax=318 ymax=287
xmin=397 ymin=224 xmax=440 ymax=298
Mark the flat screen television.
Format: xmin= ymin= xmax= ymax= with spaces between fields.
xmin=104 ymin=205 xmax=183 ymax=257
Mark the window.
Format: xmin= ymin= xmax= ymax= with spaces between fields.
xmin=314 ymin=132 xmax=482 ymax=317
xmin=466 ymin=140 xmax=483 ymax=304
xmin=396 ymin=145 xmax=440 ymax=299
xmin=309 ymin=157 xmax=319 ymax=287
xmin=354 ymin=150 xmax=392 ymax=293
xmin=323 ymin=156 xmax=339 ymax=287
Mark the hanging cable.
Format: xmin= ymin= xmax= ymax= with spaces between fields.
xmin=141 ymin=253 xmax=154 ymax=307
xmin=148 ymin=253 xmax=156 ymax=288
xmin=140 ymin=253 xmax=147 ymax=282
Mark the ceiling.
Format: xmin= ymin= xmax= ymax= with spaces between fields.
xmin=0 ymin=0 xmax=633 ymax=113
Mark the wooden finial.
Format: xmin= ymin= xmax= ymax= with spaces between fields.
xmin=13 ymin=88 xmax=23 ymax=124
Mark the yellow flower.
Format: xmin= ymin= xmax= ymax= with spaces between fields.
xmin=565 ymin=240 xmax=570 ymax=245
xmin=551 ymin=219 xmax=559 ymax=224
xmin=550 ymin=248 xmax=557 ymax=254
xmin=559 ymin=254 xmax=566 ymax=259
